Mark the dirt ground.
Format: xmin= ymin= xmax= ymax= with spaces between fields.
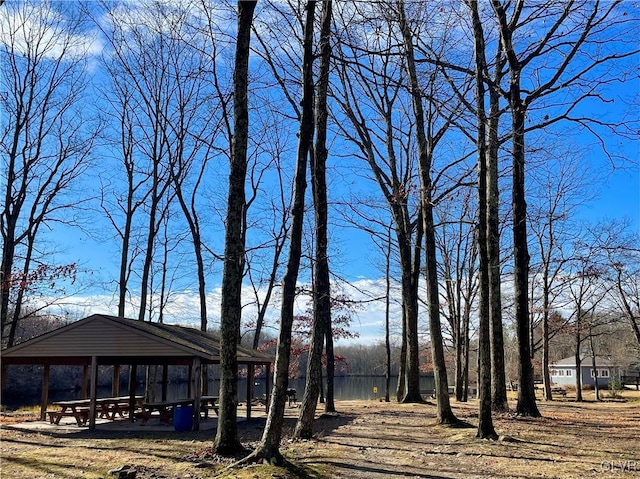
xmin=1 ymin=392 xmax=639 ymax=479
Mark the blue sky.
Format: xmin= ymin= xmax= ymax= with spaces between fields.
xmin=3 ymin=1 xmax=639 ymax=344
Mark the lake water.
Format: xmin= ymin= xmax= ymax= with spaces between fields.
xmin=3 ymin=375 xmax=435 ymax=409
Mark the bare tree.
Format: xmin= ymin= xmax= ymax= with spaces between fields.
xmin=566 ymin=234 xmax=609 ymax=402
xmin=295 ymin=0 xmax=333 ymax=440
xmin=436 ymin=189 xmax=478 ymax=403
xmin=591 ymin=220 xmax=640 ymax=349
xmin=215 ymin=0 xmax=257 ymax=455
xmin=528 ymin=153 xmax=594 ymax=400
xmin=1 ymin=1 xmax=96 ymax=345
xmin=99 ymin=1 xmax=203 ymax=322
xmin=332 ymin=3 xmax=431 ymax=403
xmin=489 ymin=0 xmax=638 ymax=415
xmin=397 ymin=0 xmax=461 ymax=421
xmin=244 ymin=0 xmax=315 ymax=464
xmin=467 ymin=0 xmax=498 ymax=438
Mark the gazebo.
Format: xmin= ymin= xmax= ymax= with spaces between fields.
xmin=1 ymin=314 xmax=273 ymax=430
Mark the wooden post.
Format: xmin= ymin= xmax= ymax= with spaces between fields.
xmin=265 ymin=362 xmax=271 ymax=413
xmin=89 ymin=356 xmax=98 ymax=430
xmin=202 ymin=364 xmax=209 ymax=395
xmin=40 ymin=364 xmax=50 ymax=421
xmin=246 ymin=364 xmax=253 ymax=419
xmin=129 ymin=364 xmax=137 ymax=422
xmin=161 ymin=364 xmax=168 ymax=401
xmin=1 ymin=364 xmax=7 ymax=404
xmin=81 ymin=364 xmax=89 ymax=399
xmin=112 ymin=365 xmax=121 ymax=396
xmin=193 ymin=357 xmax=201 ymax=431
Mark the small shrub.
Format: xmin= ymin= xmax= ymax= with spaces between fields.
xmin=608 ymin=376 xmax=623 ymax=399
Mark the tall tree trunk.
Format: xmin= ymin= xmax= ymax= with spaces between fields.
xmin=511 ymin=101 xmax=540 ymax=416
xmin=574 ymin=317 xmax=583 ymax=402
xmin=325 ymin=318 xmax=336 ymax=413
xmin=295 ymin=0 xmax=333 ymax=439
xmin=510 ymin=102 xmax=540 ymax=417
xmin=396 ymin=309 xmax=407 ymax=402
xmin=468 ymin=0 xmax=498 ymax=438
xmin=590 ymin=333 xmax=600 ymax=401
xmin=214 ymin=0 xmax=256 ymax=455
xmin=390 ymin=215 xmax=421 ymax=403
xmin=385 ymin=226 xmax=392 ymax=403
xmin=491 ymin=0 xmax=540 ymax=417
xmin=118 ymin=170 xmax=134 ymax=319
xmin=487 ymin=47 xmax=509 ymax=413
xmin=171 ymin=181 xmax=208 ymax=331
xmin=0 ymin=178 xmax=17 ymax=342
xmin=398 ymin=0 xmax=456 ymax=419
xmin=247 ymin=1 xmax=315 ymax=464
xmin=461 ymin=307 xmax=470 ymax=402
xmin=542 ymin=273 xmax=553 ymax=401
xmin=138 ymin=148 xmax=162 ymax=322
xmin=460 ymin=230 xmax=477 ymax=403
xmin=113 ymin=100 xmax=137 ymax=320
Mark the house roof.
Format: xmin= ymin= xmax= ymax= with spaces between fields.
xmin=1 ymin=314 xmax=273 ymax=366
xmin=551 ymin=355 xmax=618 ymax=368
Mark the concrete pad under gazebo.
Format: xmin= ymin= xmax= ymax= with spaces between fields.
xmin=1 ymin=314 xmax=273 ymax=430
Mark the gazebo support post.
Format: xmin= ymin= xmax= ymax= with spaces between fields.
xmin=201 ymin=364 xmax=208 ymax=395
xmin=112 ymin=365 xmax=121 ymax=396
xmin=162 ymin=364 xmax=168 ymax=401
xmin=40 ymin=364 xmax=50 ymax=420
xmin=1 ymin=364 xmax=7 ymax=404
xmin=246 ymin=364 xmax=253 ymax=419
xmin=89 ymin=356 xmax=98 ymax=430
xmin=193 ymin=357 xmax=201 ymax=431
xmin=129 ymin=364 xmax=137 ymax=422
xmin=265 ymin=362 xmax=271 ymax=412
xmin=81 ymin=364 xmax=89 ymax=399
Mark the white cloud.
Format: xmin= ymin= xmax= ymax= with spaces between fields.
xmin=0 ymin=3 xmax=104 ymax=61
xmin=33 ymin=277 xmax=407 ymax=343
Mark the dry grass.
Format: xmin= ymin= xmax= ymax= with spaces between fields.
xmin=1 ymin=390 xmax=639 ymax=479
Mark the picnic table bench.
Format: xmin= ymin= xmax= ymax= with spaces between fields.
xmin=47 ymin=400 xmax=91 ymax=426
xmin=533 ymin=384 xmax=567 ymax=397
xmin=136 ymin=396 xmax=219 ymax=426
xmin=420 ymin=389 xmax=436 ymax=399
xmin=551 ymin=387 xmax=567 ymax=397
xmin=200 ymin=396 xmax=219 ymax=419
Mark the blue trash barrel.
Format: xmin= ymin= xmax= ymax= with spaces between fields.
xmin=173 ymin=405 xmax=193 ymax=432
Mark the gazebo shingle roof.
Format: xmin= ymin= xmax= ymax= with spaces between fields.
xmin=1 ymin=313 xmax=272 ymax=365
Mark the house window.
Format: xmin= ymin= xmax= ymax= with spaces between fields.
xmin=565 ymin=369 xmax=573 ymax=377
xmin=600 ymin=369 xmax=610 ymax=378
xmin=551 ymin=369 xmax=558 ymax=376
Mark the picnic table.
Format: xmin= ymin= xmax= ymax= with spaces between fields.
xmin=200 ymin=395 xmax=219 ymax=419
xmin=96 ymin=395 xmax=144 ymax=420
xmin=533 ymin=384 xmax=567 ymax=397
xmin=47 ymin=396 xmax=145 ymax=426
xmin=48 ymin=399 xmax=91 ymax=426
xmin=551 ymin=387 xmax=567 ymax=397
xmin=137 ymin=396 xmax=219 ymax=426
